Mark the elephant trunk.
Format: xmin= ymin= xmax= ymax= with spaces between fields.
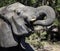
xmin=34 ymin=6 xmax=55 ymax=26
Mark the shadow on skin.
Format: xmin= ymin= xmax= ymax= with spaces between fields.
xmin=20 ymin=37 xmax=34 ymax=51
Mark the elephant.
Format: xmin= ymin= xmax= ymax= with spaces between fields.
xmin=0 ymin=2 xmax=55 ymax=51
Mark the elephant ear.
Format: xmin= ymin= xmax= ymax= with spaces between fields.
xmin=34 ymin=6 xmax=55 ymax=26
xmin=0 ymin=19 xmax=18 ymax=48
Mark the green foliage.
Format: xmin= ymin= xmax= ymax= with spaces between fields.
xmin=30 ymin=0 xmax=37 ymax=5
xmin=58 ymin=0 xmax=60 ymax=4
xmin=0 ymin=0 xmax=16 ymax=7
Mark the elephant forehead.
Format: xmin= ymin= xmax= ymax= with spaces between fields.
xmin=6 ymin=2 xmax=25 ymax=11
xmin=16 ymin=7 xmax=36 ymax=17
xmin=0 ymin=7 xmax=37 ymax=21
xmin=6 ymin=3 xmax=36 ymax=17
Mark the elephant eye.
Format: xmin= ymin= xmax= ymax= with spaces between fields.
xmin=17 ymin=12 xmax=21 ymax=15
xmin=13 ymin=10 xmax=21 ymax=15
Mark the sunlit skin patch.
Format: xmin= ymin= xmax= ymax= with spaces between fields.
xmin=30 ymin=17 xmax=36 ymax=21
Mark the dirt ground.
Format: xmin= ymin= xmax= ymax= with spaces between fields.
xmin=38 ymin=41 xmax=60 ymax=51
xmin=30 ymin=41 xmax=60 ymax=51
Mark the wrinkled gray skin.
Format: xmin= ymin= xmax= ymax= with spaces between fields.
xmin=0 ymin=19 xmax=18 ymax=47
xmin=0 ymin=2 xmax=55 ymax=47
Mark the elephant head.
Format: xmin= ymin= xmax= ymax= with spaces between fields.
xmin=0 ymin=2 xmax=35 ymax=36
xmin=0 ymin=2 xmax=55 ymax=48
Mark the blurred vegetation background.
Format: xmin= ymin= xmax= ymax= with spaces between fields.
xmin=0 ymin=0 xmax=60 ymax=50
